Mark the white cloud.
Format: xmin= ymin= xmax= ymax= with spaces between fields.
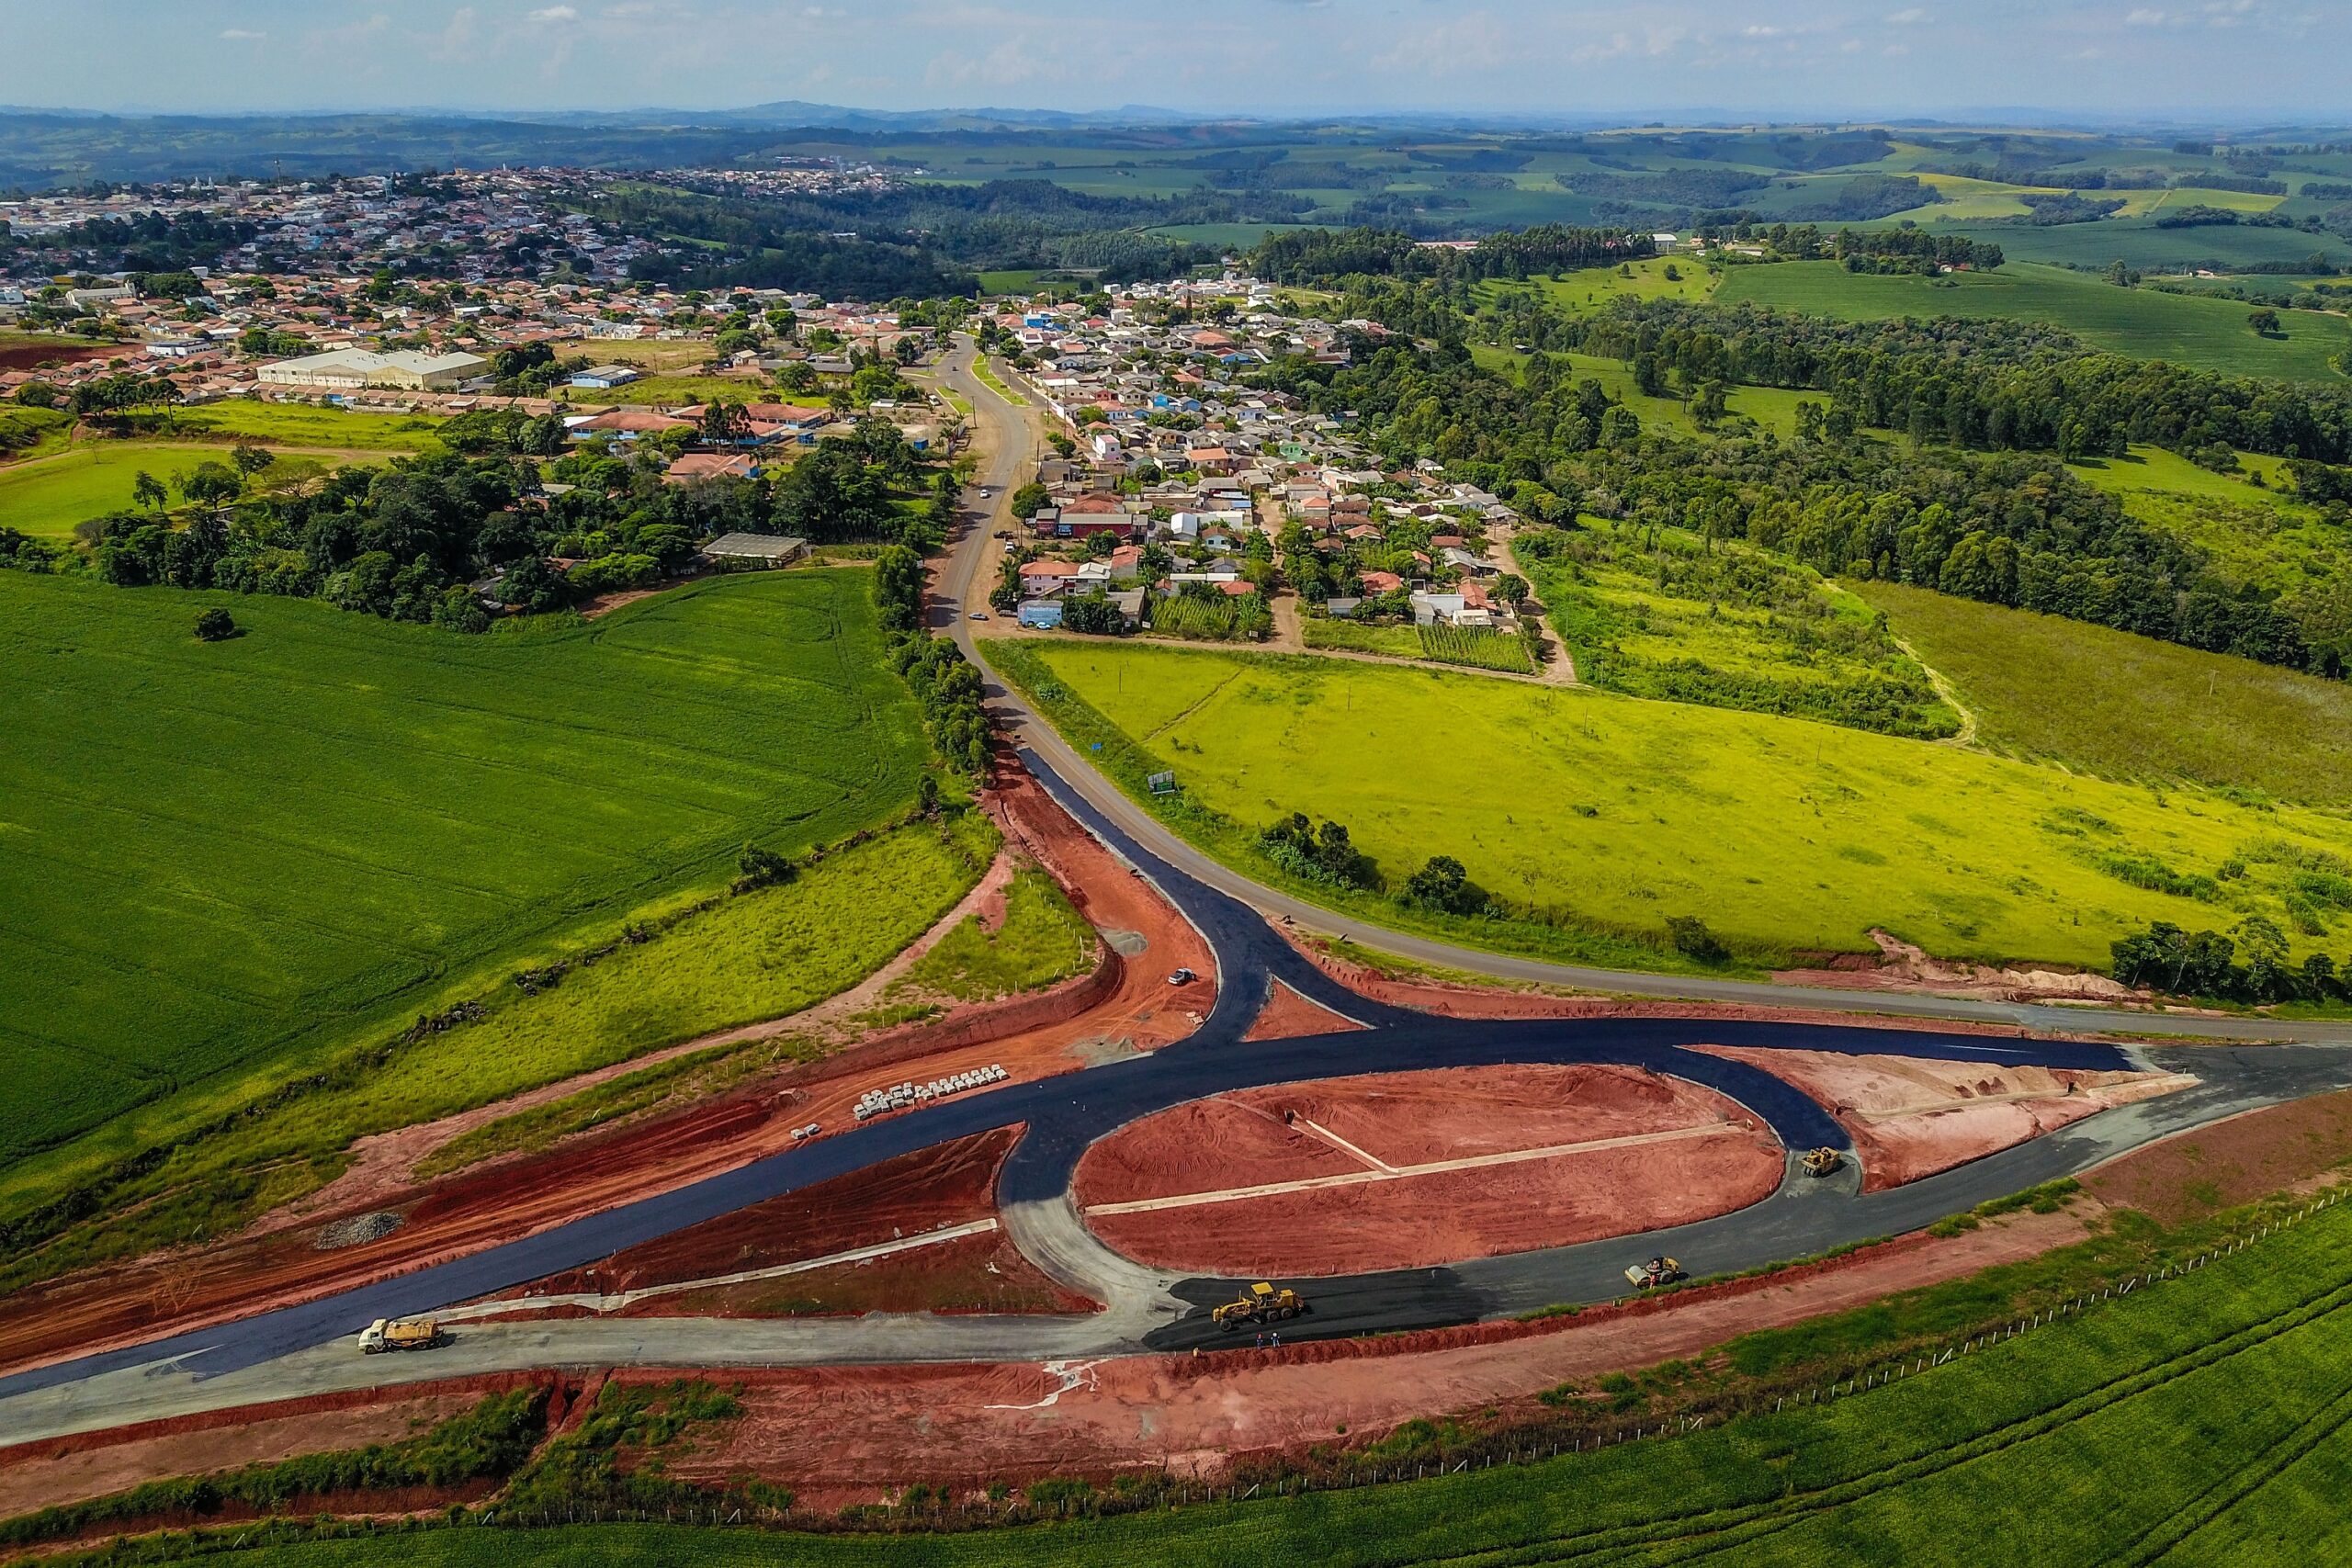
xmin=527 ymin=5 xmax=579 ymax=20
xmin=2125 ymin=7 xmax=2169 ymax=22
xmin=1885 ymin=6 xmax=1929 ymax=22
xmin=220 ymin=28 xmax=266 ymax=40
xmin=1742 ymin=24 xmax=1783 ymax=37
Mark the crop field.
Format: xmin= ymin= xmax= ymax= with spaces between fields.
xmin=0 ymin=569 xmax=930 ymax=1209
xmin=151 ymin=1191 xmax=2352 ymax=1566
xmin=1858 ymin=581 xmax=2352 ymax=807
xmin=999 ymin=639 xmax=2352 ymax=970
xmin=0 ymin=442 xmax=391 ymax=536
xmin=1925 ymin=217 xmax=2352 ymax=275
xmin=1417 ymin=623 xmax=1534 ymax=673
xmin=1522 ymin=520 xmax=1957 ymax=739
xmin=1717 ymin=260 xmax=2352 ymax=382
xmin=1147 ymin=591 xmax=1271 ymax=641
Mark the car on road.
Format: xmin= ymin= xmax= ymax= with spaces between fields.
xmin=968 ymin=610 xmax=990 ymax=621
xmin=978 ymin=486 xmax=995 ymax=498
xmin=1167 ymin=967 xmax=1197 ymax=986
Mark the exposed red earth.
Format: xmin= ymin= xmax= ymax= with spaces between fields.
xmin=2085 ymin=1087 xmax=2352 ymax=1224
xmin=469 ymin=1129 xmax=1090 ymax=1319
xmin=1075 ymin=1066 xmax=1783 ymax=1275
xmin=656 ymin=1207 xmax=2090 ymax=1509
xmin=1241 ymin=980 xmax=1368 ymax=1043
xmin=1691 ymin=1045 xmax=2195 ymax=1189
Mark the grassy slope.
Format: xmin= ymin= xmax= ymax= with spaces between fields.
xmin=1469 ymin=346 xmax=1814 ymax=437
xmin=1718 ymin=260 xmax=2352 ymax=382
xmin=138 ymin=1196 xmax=2352 ymax=1566
xmin=2068 ymin=445 xmax=2348 ymax=604
xmin=1858 ymin=581 xmax=2352 ymax=807
xmin=891 ymin=865 xmax=1095 ymax=1003
xmin=0 ymin=570 xmax=928 ymax=1203
xmin=164 ymin=403 xmax=446 ymax=452
xmin=1006 ymin=639 xmax=2352 ymax=969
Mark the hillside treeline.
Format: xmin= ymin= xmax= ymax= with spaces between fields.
xmin=1254 ymin=336 xmax=2339 ymax=676
xmin=1248 ymin=225 xmax=1655 ymax=286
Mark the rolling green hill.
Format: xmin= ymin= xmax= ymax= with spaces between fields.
xmin=1716 ymin=261 xmax=2352 ymax=382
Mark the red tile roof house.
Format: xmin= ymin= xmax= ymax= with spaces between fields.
xmin=1361 ymin=570 xmax=1406 ymax=594
xmin=663 ymin=452 xmax=763 ymax=484
xmin=1019 ymin=559 xmax=1083 ymax=597
xmin=569 ymin=410 xmax=693 ymax=441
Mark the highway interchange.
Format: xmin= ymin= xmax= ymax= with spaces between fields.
xmin=4 ymin=339 xmax=2349 ymax=1447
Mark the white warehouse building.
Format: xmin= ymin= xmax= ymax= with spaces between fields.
xmin=256 ymin=347 xmax=491 ymax=392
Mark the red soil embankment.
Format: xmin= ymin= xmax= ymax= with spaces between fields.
xmin=2086 ymin=1087 xmax=2352 ymax=1224
xmin=0 ymin=1372 xmax=563 ymax=1517
xmin=484 ymin=1127 xmax=1088 ymax=1317
xmin=1692 ymin=1045 xmax=2192 ymax=1190
xmin=1076 ymin=1066 xmax=1782 ymax=1275
xmin=656 ymin=1207 xmax=2087 ymax=1508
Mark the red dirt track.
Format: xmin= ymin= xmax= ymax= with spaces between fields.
xmin=1076 ymin=1066 xmax=1782 ymax=1275
xmin=1691 ymin=1046 xmax=2192 ymax=1189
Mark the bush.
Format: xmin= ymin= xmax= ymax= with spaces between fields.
xmin=193 ymin=608 xmax=237 ymax=642
xmin=1667 ymin=914 xmax=1729 ymax=964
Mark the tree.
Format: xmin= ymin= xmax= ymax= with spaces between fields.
xmin=1495 ymin=571 xmax=1529 ymax=608
xmin=1009 ymin=483 xmax=1051 ymax=520
xmin=177 ymin=462 xmax=243 ymax=510
xmin=230 ymin=443 xmax=276 ymax=478
xmin=193 ymin=608 xmax=237 ymax=642
xmin=1400 ymin=854 xmax=1484 ymax=916
xmin=1666 ymin=915 xmax=1729 ymax=964
xmin=872 ymin=543 xmax=925 ymax=636
xmin=2249 ymin=308 xmax=2282 ymax=337
xmin=130 ymin=469 xmax=169 ymax=513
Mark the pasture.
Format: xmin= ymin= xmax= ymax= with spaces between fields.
xmin=1000 ymin=639 xmax=2352 ymax=971
xmin=1717 ymin=260 xmax=2352 ymax=382
xmin=1470 ymin=346 xmax=1813 ymax=437
xmin=164 ymin=1191 xmax=2352 ymax=1566
xmin=1488 ymin=256 xmax=1720 ymax=316
xmin=1858 ymin=581 xmax=2352 ymax=807
xmin=0 ymin=442 xmax=389 ymax=536
xmin=0 ymin=569 xmax=930 ymax=1207
xmin=1927 ymin=217 xmax=2352 ymax=275
xmin=2065 ymin=446 xmax=2345 ymax=604
xmin=165 ymin=401 xmax=445 ymax=452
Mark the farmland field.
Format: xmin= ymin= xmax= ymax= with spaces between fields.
xmin=1717 ymin=260 xmax=2352 ymax=381
xmin=1857 ymin=581 xmax=2352 ymax=806
xmin=1301 ymin=616 xmax=1423 ymax=659
xmin=144 ymin=1191 xmax=2352 ymax=1566
xmin=1485 ymin=255 xmax=1720 ymax=316
xmin=995 ymin=639 xmax=2352 ymax=970
xmin=1417 ymin=622 xmax=1533 ymax=673
xmin=0 ymin=442 xmax=392 ymax=536
xmin=0 ymin=569 xmax=930 ymax=1205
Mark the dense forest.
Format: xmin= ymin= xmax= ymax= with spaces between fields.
xmin=1248 ymin=225 xmax=1654 ymax=285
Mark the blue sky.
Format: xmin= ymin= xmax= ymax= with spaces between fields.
xmin=5 ymin=0 xmax=2346 ymax=119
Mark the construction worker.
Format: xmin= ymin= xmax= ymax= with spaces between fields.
xmin=1271 ymin=1330 xmax=1281 ymax=1348
xmin=1254 ymin=1332 xmax=1263 ymax=1349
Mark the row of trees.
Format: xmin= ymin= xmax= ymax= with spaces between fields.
xmin=1248 ymin=225 xmax=1653 ymax=287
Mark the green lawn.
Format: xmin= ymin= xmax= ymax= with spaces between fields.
xmin=1718 ymin=260 xmax=2352 ymax=382
xmin=0 ymin=570 xmax=931 ymax=1215
xmin=997 ymin=639 xmax=2352 ymax=971
xmin=117 ymin=1193 xmax=2352 ymax=1566
xmin=567 ymin=373 xmax=773 ymax=408
xmin=1858 ymin=581 xmax=2352 ymax=807
xmin=0 ymin=442 xmax=390 ymax=537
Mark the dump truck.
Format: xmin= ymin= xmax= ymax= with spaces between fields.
xmin=359 ymin=1317 xmax=446 ymax=1354
xmin=1212 ymin=1281 xmax=1304 ymax=1329
xmin=1623 ymin=1256 xmax=1684 ymax=1290
xmin=1802 ymin=1147 xmax=1843 ymax=1179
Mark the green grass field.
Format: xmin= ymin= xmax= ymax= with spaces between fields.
xmin=567 ymin=373 xmax=773 ymax=408
xmin=164 ymin=401 xmax=446 ymax=452
xmin=889 ymin=865 xmax=1095 ymax=1004
xmin=1300 ymin=616 xmax=1424 ymax=659
xmin=0 ymin=443 xmax=395 ymax=536
xmin=119 ymin=1192 xmax=2352 ymax=1566
xmin=1924 ymin=217 xmax=2352 ymax=275
xmin=999 ymin=639 xmax=2352 ymax=970
xmin=0 ymin=570 xmax=930 ymax=1213
xmin=1488 ymin=256 xmax=1720 ymax=316
xmin=1718 ymin=260 xmax=2352 ymax=382
xmin=1858 ymin=581 xmax=2352 ymax=807
xmin=1471 ymin=346 xmax=1814 ymax=437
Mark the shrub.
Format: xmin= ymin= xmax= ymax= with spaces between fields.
xmin=193 ymin=608 xmax=237 ymax=642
